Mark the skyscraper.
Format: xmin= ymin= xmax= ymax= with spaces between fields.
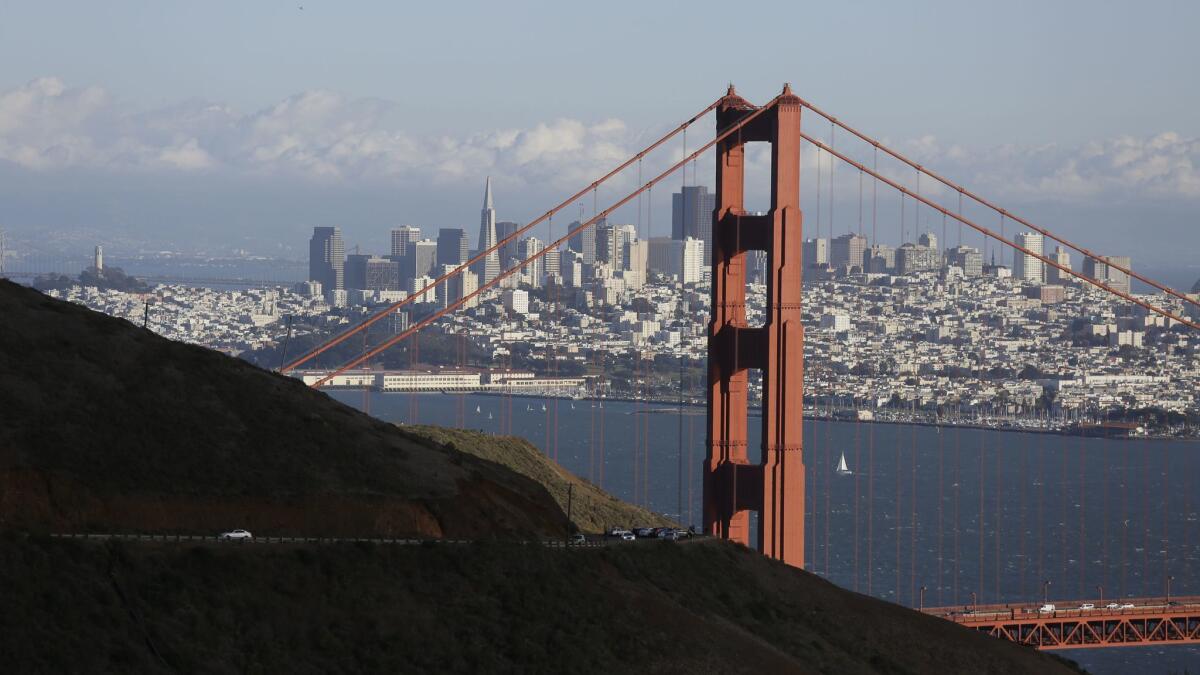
xmin=517 ymin=236 xmax=544 ymax=288
xmin=402 ymin=239 xmax=438 ymax=282
xmin=803 ymin=238 xmax=829 ymax=267
xmin=476 ymin=176 xmax=500 ymax=284
xmin=1046 ymin=246 xmax=1072 ymax=284
xmin=345 ymin=255 xmax=400 ymax=291
xmin=390 ymin=226 xmax=421 ymax=258
xmin=496 ymin=221 xmax=521 ymax=268
xmin=831 ymin=233 xmax=867 ymax=270
xmin=1083 ymin=255 xmax=1132 ymax=294
xmin=309 ymin=226 xmax=345 ymax=292
xmin=672 ymin=185 xmax=715 ymax=265
xmin=437 ymin=228 xmax=469 ymax=267
xmin=1013 ymin=232 xmax=1045 ymax=284
xmin=568 ymin=222 xmax=597 ymax=266
xmin=946 ymin=245 xmax=983 ymax=277
xmin=680 ymin=237 xmax=704 ymax=284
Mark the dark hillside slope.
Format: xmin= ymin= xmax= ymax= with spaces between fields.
xmin=1 ymin=535 xmax=1084 ymax=675
xmin=0 ymin=280 xmax=563 ymax=538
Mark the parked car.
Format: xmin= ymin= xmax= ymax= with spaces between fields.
xmin=609 ymin=528 xmax=632 ymax=538
xmin=634 ymin=527 xmax=655 ymax=538
xmin=1038 ymin=604 xmax=1055 ymax=614
xmin=657 ymin=530 xmax=679 ymax=541
xmin=219 ymin=529 xmax=252 ymax=541
xmin=674 ymin=528 xmax=693 ymax=539
xmin=620 ymin=533 xmax=636 ymax=541
xmin=1079 ymin=603 xmax=1095 ymax=610
xmin=570 ymin=533 xmax=586 ymax=545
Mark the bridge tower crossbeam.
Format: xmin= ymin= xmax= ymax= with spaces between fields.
xmin=705 ymin=85 xmax=805 ymax=568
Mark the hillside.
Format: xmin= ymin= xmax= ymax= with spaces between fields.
xmin=0 ymin=279 xmax=565 ymax=539
xmin=0 ymin=279 xmax=1087 ymax=674
xmin=1 ymin=534 xmax=1083 ymax=674
xmin=399 ymin=425 xmax=677 ymax=533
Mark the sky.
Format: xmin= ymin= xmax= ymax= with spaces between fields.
xmin=0 ymin=0 xmax=1197 ymax=276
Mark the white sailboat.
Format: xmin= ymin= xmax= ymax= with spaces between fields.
xmin=475 ymin=405 xmax=481 ymax=414
xmin=835 ymin=451 xmax=853 ymax=475
xmin=487 ymin=412 xmax=493 ymax=420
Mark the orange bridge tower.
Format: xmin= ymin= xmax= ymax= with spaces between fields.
xmin=705 ymin=84 xmax=805 ymax=568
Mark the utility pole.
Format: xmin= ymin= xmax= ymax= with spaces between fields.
xmin=277 ymin=315 xmax=294 ymax=372
xmin=0 ymin=227 xmax=6 ymax=277
xmin=565 ymin=483 xmax=574 ymax=543
xmin=143 ymin=299 xmax=150 ymax=329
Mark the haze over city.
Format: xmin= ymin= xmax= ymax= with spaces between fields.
xmin=1 ymin=1 xmax=1198 ymax=274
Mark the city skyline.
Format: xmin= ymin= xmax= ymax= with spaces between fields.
xmin=0 ymin=3 xmax=1198 ymax=271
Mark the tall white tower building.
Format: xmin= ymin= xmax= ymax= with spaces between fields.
xmin=476 ymin=177 xmax=500 ymax=285
xmin=1013 ymin=232 xmax=1044 ymax=284
xmin=94 ymin=245 xmax=104 ymax=273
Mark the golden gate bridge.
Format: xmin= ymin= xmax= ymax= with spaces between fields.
xmin=275 ymin=85 xmax=1200 ymax=651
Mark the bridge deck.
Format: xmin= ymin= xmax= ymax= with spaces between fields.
xmin=923 ymin=596 xmax=1200 ymax=650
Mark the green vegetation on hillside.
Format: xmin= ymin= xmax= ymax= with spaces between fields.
xmin=400 ymin=426 xmax=677 ymax=534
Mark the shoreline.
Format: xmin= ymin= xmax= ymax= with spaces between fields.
xmin=366 ymin=389 xmax=1196 ymax=441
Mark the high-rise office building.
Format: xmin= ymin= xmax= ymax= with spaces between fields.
xmin=946 ymin=245 xmax=983 ymax=277
xmin=896 ymin=243 xmax=940 ymax=275
xmin=1013 ymin=232 xmax=1045 ymax=284
xmin=595 ymin=222 xmax=636 ymax=268
xmin=622 ymin=239 xmax=649 ymax=290
xmin=648 ymin=237 xmax=681 ymax=279
xmin=475 ymin=177 xmax=500 ymax=284
xmin=831 ymin=233 xmax=868 ymax=270
xmin=390 ymin=226 xmax=421 ymax=257
xmin=681 ymin=237 xmax=704 ymax=284
xmin=402 ymin=239 xmax=437 ymax=282
xmin=496 ymin=221 xmax=521 ymax=268
xmin=1046 ymin=246 xmax=1072 ymax=284
xmin=1083 ymin=255 xmax=1132 ymax=294
xmin=345 ymin=255 xmax=401 ymax=291
xmin=803 ymin=237 xmax=829 ymax=267
xmin=560 ymin=250 xmax=584 ymax=287
xmin=568 ymin=222 xmax=597 ymax=266
xmin=672 ymin=185 xmax=715 ymax=265
xmin=444 ymin=267 xmax=479 ymax=310
xmin=309 ymin=226 xmax=345 ymax=292
xmin=918 ymin=231 xmax=938 ymax=251
xmin=867 ymin=244 xmax=895 ymax=274
xmin=517 ymin=236 xmax=544 ymax=288
xmin=437 ymin=228 xmax=469 ymax=267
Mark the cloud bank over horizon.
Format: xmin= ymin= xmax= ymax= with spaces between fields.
xmin=1 ymin=77 xmax=1197 ymax=272
xmin=3 ymin=76 xmax=1199 ymax=202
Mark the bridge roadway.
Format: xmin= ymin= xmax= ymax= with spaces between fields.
xmin=922 ymin=597 xmax=1200 ymax=650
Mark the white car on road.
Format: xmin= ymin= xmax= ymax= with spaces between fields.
xmin=219 ymin=529 xmax=253 ymax=541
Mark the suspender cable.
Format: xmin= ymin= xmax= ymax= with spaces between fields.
xmin=283 ymin=97 xmax=725 ymax=375
xmin=797 ymin=130 xmax=1200 ymax=330
xmin=794 ymin=97 xmax=1199 ymax=309
xmin=309 ymin=97 xmax=784 ymax=388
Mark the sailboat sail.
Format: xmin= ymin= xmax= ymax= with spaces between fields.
xmin=836 ymin=451 xmax=852 ymax=474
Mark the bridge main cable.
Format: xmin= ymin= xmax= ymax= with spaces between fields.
xmin=799 ymin=130 xmax=1200 ymax=331
xmin=309 ymin=95 xmax=783 ymax=388
xmin=794 ymin=96 xmax=1200 ymax=309
xmin=280 ymin=97 xmax=726 ymax=375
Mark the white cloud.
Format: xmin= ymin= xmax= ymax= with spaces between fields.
xmin=2 ymin=77 xmax=1198 ymax=206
